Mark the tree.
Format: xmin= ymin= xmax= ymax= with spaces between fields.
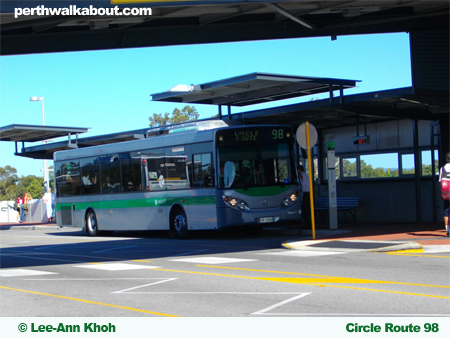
xmin=149 ymin=105 xmax=199 ymax=127
xmin=0 ymin=166 xmax=45 ymax=201
xmin=0 ymin=166 xmax=18 ymax=199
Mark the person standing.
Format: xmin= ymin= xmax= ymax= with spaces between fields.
xmin=18 ymin=193 xmax=26 ymax=223
xmin=297 ymin=165 xmax=312 ymax=229
xmin=23 ymin=192 xmax=32 ymax=221
xmin=16 ymin=193 xmax=23 ymax=222
xmin=42 ymin=188 xmax=56 ymax=223
xmin=439 ymin=152 xmax=450 ymax=237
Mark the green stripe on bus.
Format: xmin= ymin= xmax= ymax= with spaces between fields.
xmin=56 ymin=195 xmax=216 ymax=210
xmin=235 ymin=185 xmax=294 ymax=197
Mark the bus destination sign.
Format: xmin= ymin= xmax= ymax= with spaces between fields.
xmin=218 ymin=127 xmax=291 ymax=144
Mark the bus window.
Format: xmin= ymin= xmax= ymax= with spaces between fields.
xmin=120 ymin=152 xmax=143 ymax=192
xmin=193 ymin=153 xmax=212 ymax=188
xmin=99 ymin=154 xmax=121 ymax=193
xmin=223 ymin=161 xmax=235 ymax=188
xmin=142 ymin=148 xmax=165 ymax=191
xmin=55 ymin=160 xmax=81 ymax=196
xmin=217 ymin=143 xmax=294 ymax=188
xmin=80 ymin=157 xmax=100 ymax=195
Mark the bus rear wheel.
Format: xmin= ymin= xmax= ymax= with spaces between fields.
xmin=171 ymin=207 xmax=189 ymax=239
xmin=86 ymin=210 xmax=100 ymax=236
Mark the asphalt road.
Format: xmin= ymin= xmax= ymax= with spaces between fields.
xmin=1 ymin=227 xmax=449 ymax=318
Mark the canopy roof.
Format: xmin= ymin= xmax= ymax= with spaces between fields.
xmin=0 ymin=124 xmax=89 ymax=142
xmin=151 ymin=72 xmax=359 ymax=106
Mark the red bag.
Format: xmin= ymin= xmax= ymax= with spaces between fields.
xmin=441 ymin=167 xmax=450 ymax=201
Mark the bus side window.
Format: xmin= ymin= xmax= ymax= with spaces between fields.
xmin=193 ymin=153 xmax=213 ymax=188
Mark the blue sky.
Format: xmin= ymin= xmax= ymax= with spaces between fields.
xmin=0 ymin=32 xmax=412 ymax=178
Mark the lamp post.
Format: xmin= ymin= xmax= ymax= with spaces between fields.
xmin=30 ymin=96 xmax=49 ymax=192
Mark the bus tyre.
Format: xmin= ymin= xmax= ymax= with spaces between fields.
xmin=171 ymin=207 xmax=189 ymax=239
xmin=86 ymin=210 xmax=100 ymax=236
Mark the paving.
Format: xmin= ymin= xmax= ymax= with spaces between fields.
xmin=0 ymin=221 xmax=61 ymax=231
xmin=283 ymin=221 xmax=450 ymax=253
xmin=0 ymin=221 xmax=449 ymax=254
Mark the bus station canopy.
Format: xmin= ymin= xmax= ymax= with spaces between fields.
xmin=1 ymin=1 xmax=448 ymax=56
xmin=3 ymin=126 xmax=147 ymax=160
xmin=151 ymin=72 xmax=359 ymax=106
xmin=0 ymin=124 xmax=89 ymax=142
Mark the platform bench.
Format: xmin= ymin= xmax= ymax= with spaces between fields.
xmin=315 ymin=197 xmax=360 ymax=223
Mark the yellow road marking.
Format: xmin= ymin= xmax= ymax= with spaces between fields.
xmin=151 ymin=265 xmax=450 ymax=300
xmin=313 ymin=285 xmax=450 ymax=299
xmin=387 ymin=253 xmax=450 ymax=258
xmin=195 ymin=265 xmax=450 ymax=289
xmin=0 ymin=285 xmax=179 ymax=317
xmin=387 ymin=249 xmax=424 ymax=253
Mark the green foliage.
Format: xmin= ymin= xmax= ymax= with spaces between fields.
xmin=342 ymin=159 xmax=358 ymax=177
xmin=0 ymin=166 xmax=18 ymax=198
xmin=149 ymin=105 xmax=199 ymax=127
xmin=0 ymin=166 xmax=45 ymax=201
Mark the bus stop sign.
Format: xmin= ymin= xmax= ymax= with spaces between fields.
xmin=296 ymin=122 xmax=318 ymax=149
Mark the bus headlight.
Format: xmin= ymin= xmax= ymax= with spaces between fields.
xmin=281 ymin=191 xmax=300 ymax=207
xmin=222 ymin=196 xmax=250 ymax=211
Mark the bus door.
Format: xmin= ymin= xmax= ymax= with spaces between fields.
xmin=193 ymin=153 xmax=213 ymax=193
xmin=71 ymin=203 xmax=78 ymax=227
xmin=189 ymin=153 xmax=214 ymax=229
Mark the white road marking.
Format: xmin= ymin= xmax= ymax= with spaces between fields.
xmin=116 ymin=291 xmax=308 ymax=295
xmin=34 ymin=246 xmax=60 ymax=250
xmin=74 ymin=263 xmax=161 ymax=271
xmin=260 ymin=250 xmax=346 ymax=257
xmin=169 ymin=249 xmax=209 ymax=257
xmin=170 ymin=257 xmax=257 ymax=264
xmin=0 ymin=269 xmax=58 ymax=277
xmin=92 ymin=245 xmax=138 ymax=253
xmin=252 ymin=293 xmax=311 ymax=315
xmin=112 ymin=278 xmax=178 ymax=293
xmin=24 ymin=278 xmax=169 ymax=280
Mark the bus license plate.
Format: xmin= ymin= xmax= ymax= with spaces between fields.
xmin=260 ymin=217 xmax=273 ymax=223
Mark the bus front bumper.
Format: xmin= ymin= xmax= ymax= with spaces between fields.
xmin=216 ymin=204 xmax=301 ymax=228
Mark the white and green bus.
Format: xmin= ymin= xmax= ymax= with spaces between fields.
xmin=54 ymin=120 xmax=301 ymax=238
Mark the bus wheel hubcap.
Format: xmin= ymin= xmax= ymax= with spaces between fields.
xmin=88 ymin=215 xmax=96 ymax=231
xmin=174 ymin=214 xmax=186 ymax=233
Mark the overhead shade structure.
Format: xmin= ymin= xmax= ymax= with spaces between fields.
xmin=0 ymin=124 xmax=89 ymax=142
xmin=5 ymin=127 xmax=146 ymax=160
xmin=0 ymin=124 xmax=90 ymax=160
xmin=151 ymin=72 xmax=359 ymax=107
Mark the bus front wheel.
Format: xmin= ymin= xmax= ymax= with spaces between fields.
xmin=171 ymin=207 xmax=189 ymax=239
xmin=86 ymin=210 xmax=100 ymax=236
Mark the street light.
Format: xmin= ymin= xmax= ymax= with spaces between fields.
xmin=30 ymin=96 xmax=49 ymax=192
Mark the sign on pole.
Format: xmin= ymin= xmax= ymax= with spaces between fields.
xmin=296 ymin=122 xmax=318 ymax=149
xmin=296 ymin=122 xmax=317 ymax=239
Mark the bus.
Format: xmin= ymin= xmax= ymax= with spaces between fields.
xmin=54 ymin=120 xmax=302 ymax=238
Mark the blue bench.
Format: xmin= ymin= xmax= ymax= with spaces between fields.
xmin=315 ymin=197 xmax=360 ymax=223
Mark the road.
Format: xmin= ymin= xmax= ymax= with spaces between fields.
xmin=1 ymin=227 xmax=449 ymax=319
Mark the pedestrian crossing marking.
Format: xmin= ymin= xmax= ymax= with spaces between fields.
xmin=0 ymin=269 xmax=58 ymax=277
xmin=74 ymin=263 xmax=161 ymax=271
xmin=169 ymin=257 xmax=257 ymax=264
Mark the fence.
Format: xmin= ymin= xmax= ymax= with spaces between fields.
xmin=0 ymin=200 xmax=49 ymax=223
